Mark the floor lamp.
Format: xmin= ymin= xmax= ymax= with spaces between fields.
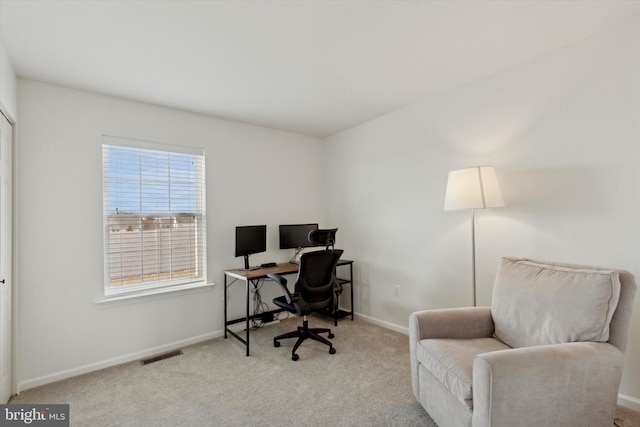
xmin=444 ymin=166 xmax=504 ymax=306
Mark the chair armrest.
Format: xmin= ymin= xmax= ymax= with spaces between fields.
xmin=409 ymin=307 xmax=494 ymax=341
xmin=409 ymin=307 xmax=494 ymax=401
xmin=268 ymin=273 xmax=310 ymax=315
xmin=472 ymin=342 xmax=624 ymax=427
xmin=267 ymin=274 xmax=292 ymax=304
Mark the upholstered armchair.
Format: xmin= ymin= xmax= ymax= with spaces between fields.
xmin=409 ymin=257 xmax=636 ymax=427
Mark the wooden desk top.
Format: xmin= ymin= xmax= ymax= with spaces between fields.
xmin=224 ymin=262 xmax=299 ymax=281
xmin=224 ymin=259 xmax=352 ymax=281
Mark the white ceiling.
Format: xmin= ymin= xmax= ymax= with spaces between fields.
xmin=1 ymin=1 xmax=639 ymax=138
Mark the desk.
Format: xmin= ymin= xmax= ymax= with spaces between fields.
xmin=224 ymin=259 xmax=354 ymax=356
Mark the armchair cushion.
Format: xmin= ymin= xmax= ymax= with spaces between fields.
xmin=417 ymin=337 xmax=510 ymax=409
xmin=492 ymin=257 xmax=621 ymax=348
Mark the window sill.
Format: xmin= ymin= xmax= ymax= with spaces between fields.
xmin=95 ymin=281 xmax=214 ymax=307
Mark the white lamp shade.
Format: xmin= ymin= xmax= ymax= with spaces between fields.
xmin=444 ymin=166 xmax=504 ymax=211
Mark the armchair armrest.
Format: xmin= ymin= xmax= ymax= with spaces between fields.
xmin=409 ymin=307 xmax=494 ymax=341
xmin=409 ymin=307 xmax=494 ymax=400
xmin=472 ymin=342 xmax=625 ymax=427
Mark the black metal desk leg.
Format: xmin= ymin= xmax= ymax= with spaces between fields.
xmin=245 ymin=278 xmax=250 ymax=356
xmin=224 ymin=275 xmax=228 ymax=338
xmin=334 ymin=292 xmax=338 ymax=326
xmin=350 ymin=264 xmax=354 ymax=320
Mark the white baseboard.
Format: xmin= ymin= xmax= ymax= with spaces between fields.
xmin=16 ymin=330 xmax=223 ymax=394
xmin=618 ymin=393 xmax=640 ymax=411
xmin=356 ymin=312 xmax=409 ymax=335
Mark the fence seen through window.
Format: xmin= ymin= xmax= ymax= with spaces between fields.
xmin=102 ymin=139 xmax=206 ymax=296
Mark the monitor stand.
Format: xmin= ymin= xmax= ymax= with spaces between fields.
xmin=239 ymin=254 xmax=260 ymax=271
xmin=289 ymin=247 xmax=303 ymax=264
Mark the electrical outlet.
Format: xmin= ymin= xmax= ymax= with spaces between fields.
xmin=393 ymin=285 xmax=400 ymax=297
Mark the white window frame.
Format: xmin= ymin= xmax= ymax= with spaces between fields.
xmin=102 ymin=136 xmax=207 ymax=298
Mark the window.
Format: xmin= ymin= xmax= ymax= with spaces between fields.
xmin=102 ymin=136 xmax=206 ymax=297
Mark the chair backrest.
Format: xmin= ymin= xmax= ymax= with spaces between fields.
xmin=295 ymin=248 xmax=344 ymax=311
xmin=491 ymin=257 xmax=636 ymax=352
xmin=537 ymin=259 xmax=636 ymax=353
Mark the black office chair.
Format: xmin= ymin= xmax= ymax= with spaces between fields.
xmin=268 ymin=229 xmax=343 ymax=361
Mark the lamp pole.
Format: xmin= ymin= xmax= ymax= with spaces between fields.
xmin=471 ymin=208 xmax=477 ymax=307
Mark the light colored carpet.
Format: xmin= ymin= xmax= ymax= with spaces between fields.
xmin=615 ymin=406 xmax=640 ymax=427
xmin=10 ymin=316 xmax=435 ymax=426
xmin=9 ymin=315 xmax=640 ymax=426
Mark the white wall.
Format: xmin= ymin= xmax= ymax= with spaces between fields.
xmin=0 ymin=43 xmax=17 ymax=121
xmin=15 ymin=79 xmax=324 ymax=390
xmin=324 ymin=19 xmax=640 ymax=406
xmin=11 ymin=16 xmax=640 ymax=408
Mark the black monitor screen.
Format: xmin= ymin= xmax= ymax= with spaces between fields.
xmin=279 ymin=224 xmax=319 ymax=249
xmin=235 ymin=225 xmax=267 ymax=257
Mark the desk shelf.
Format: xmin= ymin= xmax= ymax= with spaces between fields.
xmin=319 ymin=259 xmax=354 ymax=325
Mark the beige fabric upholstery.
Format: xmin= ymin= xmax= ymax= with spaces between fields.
xmin=409 ymin=257 xmax=636 ymax=427
xmin=492 ymin=257 xmax=620 ymax=348
xmin=417 ymin=338 xmax=510 ymax=408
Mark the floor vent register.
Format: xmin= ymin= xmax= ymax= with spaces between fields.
xmin=141 ymin=349 xmax=184 ymax=365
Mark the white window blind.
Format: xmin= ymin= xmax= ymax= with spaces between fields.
xmin=102 ymin=137 xmax=206 ymax=297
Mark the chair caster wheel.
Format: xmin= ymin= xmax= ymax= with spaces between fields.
xmin=329 ymin=347 xmax=336 ymax=355
xmin=328 ymin=333 xmax=335 ymax=339
xmin=292 ymin=353 xmax=299 ymax=361
xmin=274 ymin=341 xmax=280 ymax=348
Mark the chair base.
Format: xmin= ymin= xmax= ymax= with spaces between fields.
xmin=274 ymin=317 xmax=336 ymax=361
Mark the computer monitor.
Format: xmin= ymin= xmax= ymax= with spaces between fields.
xmin=279 ymin=223 xmax=319 ymax=263
xmin=235 ymin=225 xmax=267 ymax=270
